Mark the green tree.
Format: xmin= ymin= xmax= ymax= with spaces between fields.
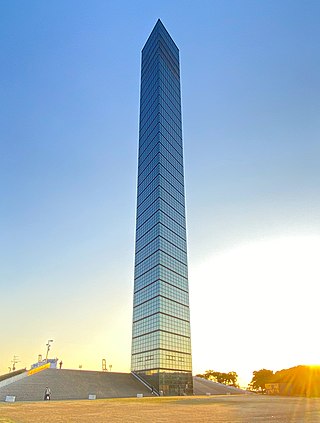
xmin=249 ymin=369 xmax=274 ymax=392
xmin=196 ymin=370 xmax=239 ymax=387
xmin=227 ymin=371 xmax=239 ymax=387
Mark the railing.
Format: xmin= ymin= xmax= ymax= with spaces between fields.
xmin=131 ymin=371 xmax=160 ymax=396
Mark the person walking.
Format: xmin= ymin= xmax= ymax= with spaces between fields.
xmin=44 ymin=386 xmax=51 ymax=400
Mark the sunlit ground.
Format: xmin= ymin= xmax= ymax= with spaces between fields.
xmin=1 ymin=395 xmax=320 ymax=423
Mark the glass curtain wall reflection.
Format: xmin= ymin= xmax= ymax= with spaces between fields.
xmin=131 ymin=19 xmax=193 ymax=396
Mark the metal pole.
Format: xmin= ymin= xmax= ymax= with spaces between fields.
xmin=45 ymin=340 xmax=53 ymax=362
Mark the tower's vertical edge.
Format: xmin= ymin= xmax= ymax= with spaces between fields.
xmin=131 ymin=20 xmax=193 ymax=396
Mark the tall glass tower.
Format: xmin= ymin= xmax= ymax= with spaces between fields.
xmin=131 ymin=20 xmax=193 ymax=396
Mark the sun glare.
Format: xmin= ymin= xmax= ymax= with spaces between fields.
xmin=190 ymin=234 xmax=320 ymax=385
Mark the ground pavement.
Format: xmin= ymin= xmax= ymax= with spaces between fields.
xmin=1 ymin=395 xmax=320 ymax=423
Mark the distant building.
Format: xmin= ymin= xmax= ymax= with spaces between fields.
xmin=30 ymin=358 xmax=57 ymax=370
xmin=265 ymin=383 xmax=280 ymax=395
xmin=131 ymin=20 xmax=193 ymax=395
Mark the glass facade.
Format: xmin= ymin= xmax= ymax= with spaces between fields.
xmin=131 ymin=20 xmax=193 ymax=396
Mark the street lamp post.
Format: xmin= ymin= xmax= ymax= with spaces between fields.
xmin=11 ymin=356 xmax=20 ymax=372
xmin=45 ymin=340 xmax=53 ymax=362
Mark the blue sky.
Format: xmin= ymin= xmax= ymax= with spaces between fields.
xmin=1 ymin=0 xmax=319 ymax=385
